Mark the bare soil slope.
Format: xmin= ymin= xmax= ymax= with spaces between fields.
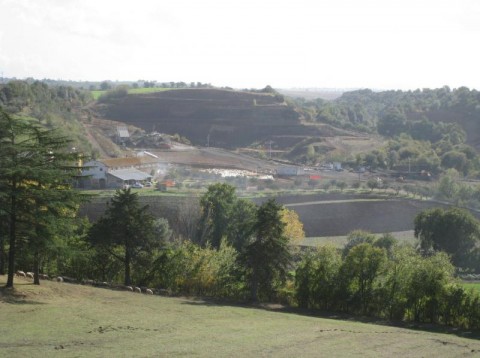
xmin=94 ymin=89 xmax=332 ymax=148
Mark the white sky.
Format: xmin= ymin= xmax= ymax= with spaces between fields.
xmin=0 ymin=0 xmax=479 ymax=90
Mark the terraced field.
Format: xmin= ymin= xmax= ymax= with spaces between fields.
xmin=259 ymin=193 xmax=457 ymax=237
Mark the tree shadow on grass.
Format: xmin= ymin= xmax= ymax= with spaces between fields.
xmin=181 ymin=297 xmax=480 ymax=341
xmin=0 ymin=286 xmax=46 ymax=305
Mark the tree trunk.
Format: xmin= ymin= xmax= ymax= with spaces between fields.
xmin=250 ymin=269 xmax=258 ymax=302
xmin=0 ymin=233 xmax=5 ymax=275
xmin=124 ymin=248 xmax=131 ymax=286
xmin=6 ymin=201 xmax=16 ymax=288
xmin=33 ymin=250 xmax=40 ymax=285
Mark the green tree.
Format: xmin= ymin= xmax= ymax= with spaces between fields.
xmin=99 ymin=81 xmax=111 ymax=91
xmin=198 ymin=183 xmax=257 ymax=251
xmin=227 ymin=198 xmax=257 ymax=251
xmin=382 ymin=246 xmax=420 ymax=320
xmin=367 ymin=178 xmax=379 ymax=191
xmin=405 ymin=252 xmax=454 ymax=323
xmin=244 ymin=199 xmax=291 ymax=301
xmin=341 ymin=243 xmax=386 ymax=314
xmin=198 ymin=183 xmax=237 ymax=248
xmin=437 ymin=169 xmax=460 ymax=199
xmin=414 ymin=207 xmax=480 ymax=267
xmin=0 ymin=109 xmax=85 ymax=287
xmin=441 ymin=151 xmax=468 ymax=174
xmin=88 ymin=188 xmax=164 ymax=286
xmin=343 ymin=230 xmax=376 ymax=257
xmin=377 ymin=109 xmax=407 ymax=137
xmin=295 ymin=245 xmax=341 ymax=310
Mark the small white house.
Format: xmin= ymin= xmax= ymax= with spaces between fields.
xmin=82 ymin=160 xmax=108 ymax=188
xmin=81 ymin=157 xmax=158 ymax=189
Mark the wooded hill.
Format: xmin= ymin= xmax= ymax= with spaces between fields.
xmin=294 ymin=87 xmax=480 ymax=150
xmin=0 ymin=80 xmax=94 ymax=154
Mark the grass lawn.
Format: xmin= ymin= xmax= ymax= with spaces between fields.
xmin=462 ymin=282 xmax=480 ymax=293
xmin=91 ymin=87 xmax=173 ymax=100
xmin=1 ymin=276 xmax=480 ymax=357
xmin=301 ymin=231 xmax=416 ymax=248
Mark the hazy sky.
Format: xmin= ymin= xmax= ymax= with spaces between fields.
xmin=0 ymin=0 xmax=479 ymax=90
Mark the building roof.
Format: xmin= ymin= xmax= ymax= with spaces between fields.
xmin=107 ymin=168 xmax=152 ymax=181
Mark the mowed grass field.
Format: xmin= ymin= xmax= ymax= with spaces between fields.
xmin=301 ymin=230 xmax=416 ymax=248
xmin=91 ymin=87 xmax=173 ymax=100
xmin=1 ymin=276 xmax=480 ymax=357
xmin=463 ymin=282 xmax=480 ymax=293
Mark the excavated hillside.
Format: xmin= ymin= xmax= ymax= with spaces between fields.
xmin=94 ymin=89 xmax=334 ymax=148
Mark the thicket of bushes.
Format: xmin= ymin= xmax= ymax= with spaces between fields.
xmin=296 ymin=243 xmax=480 ymax=329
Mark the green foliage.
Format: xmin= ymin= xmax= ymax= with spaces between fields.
xmin=294 ymin=238 xmax=480 ymax=328
xmin=405 ymin=252 xmax=454 ymax=323
xmin=88 ymin=188 xmax=168 ymax=285
xmin=198 ymin=183 xmax=257 ymax=251
xmin=414 ymin=207 xmax=480 ymax=268
xmin=97 ymin=86 xmax=129 ymax=102
xmin=198 ymin=183 xmax=239 ymax=248
xmin=149 ymin=240 xmax=243 ymax=298
xmin=244 ymin=199 xmax=291 ymax=301
xmin=367 ymin=178 xmax=379 ymax=191
xmin=342 ymin=230 xmax=376 ymax=257
xmin=441 ymin=150 xmax=468 ymax=174
xmin=307 ymin=87 xmax=480 ymax=176
xmin=295 ymin=245 xmax=342 ymax=310
xmin=0 ymin=108 xmax=86 ymax=287
xmin=341 ymin=243 xmax=386 ymax=314
xmin=0 ymin=80 xmax=92 ymax=155
xmin=436 ymin=169 xmax=460 ymax=199
xmin=377 ymin=109 xmax=407 ymax=137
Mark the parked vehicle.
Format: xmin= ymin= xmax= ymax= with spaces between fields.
xmin=132 ymin=182 xmax=144 ymax=188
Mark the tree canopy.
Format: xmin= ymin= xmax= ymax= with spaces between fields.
xmin=414 ymin=207 xmax=480 ymax=267
xmin=244 ymin=199 xmax=291 ymax=301
xmin=88 ymin=188 xmax=167 ymax=286
xmin=0 ymin=108 xmax=85 ymax=287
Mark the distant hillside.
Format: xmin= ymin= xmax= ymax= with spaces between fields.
xmin=94 ymin=88 xmax=333 ymax=148
xmin=0 ymin=80 xmax=94 ymax=155
xmin=295 ymin=87 xmax=480 ymax=151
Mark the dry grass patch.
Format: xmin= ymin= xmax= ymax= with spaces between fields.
xmin=1 ymin=275 xmax=480 ymax=357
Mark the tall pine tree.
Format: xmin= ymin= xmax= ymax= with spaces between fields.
xmin=0 ymin=108 xmax=84 ymax=287
xmin=244 ymin=199 xmax=291 ymax=301
xmin=88 ymin=188 xmax=162 ymax=286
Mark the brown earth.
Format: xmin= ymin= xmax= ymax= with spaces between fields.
xmin=93 ymin=89 xmax=335 ymax=148
xmin=79 ymin=193 xmax=474 ymax=238
xmin=256 ymin=194 xmax=460 ymax=237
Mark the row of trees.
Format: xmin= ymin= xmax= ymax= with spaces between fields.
xmin=87 ymin=185 xmax=295 ymax=301
xmin=0 ymin=108 xmax=86 ymax=287
xmin=98 ymin=81 xmax=213 ymax=91
xmin=296 ymin=241 xmax=480 ymax=328
xmin=87 ymin=196 xmax=480 ymax=328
